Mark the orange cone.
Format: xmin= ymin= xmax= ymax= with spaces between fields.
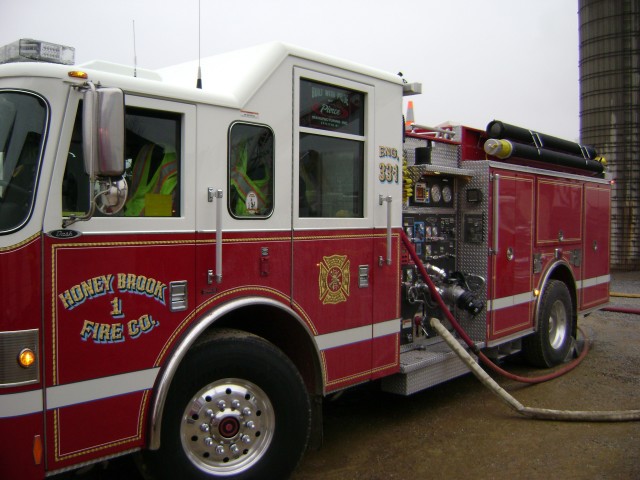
xmin=405 ymin=101 xmax=415 ymax=130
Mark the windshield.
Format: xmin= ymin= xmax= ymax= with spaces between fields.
xmin=0 ymin=91 xmax=47 ymax=233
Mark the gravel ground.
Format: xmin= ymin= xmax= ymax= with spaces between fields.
xmin=292 ymin=270 xmax=640 ymax=480
xmin=61 ymin=271 xmax=640 ymax=480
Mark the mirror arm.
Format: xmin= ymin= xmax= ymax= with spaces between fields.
xmin=62 ymin=199 xmax=97 ymax=228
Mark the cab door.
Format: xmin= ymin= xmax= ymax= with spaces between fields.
xmin=42 ymin=92 xmax=196 ymax=470
xmin=292 ymin=70 xmax=399 ymax=392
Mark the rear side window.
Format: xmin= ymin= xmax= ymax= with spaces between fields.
xmin=298 ymin=79 xmax=365 ymax=218
xmin=228 ymin=123 xmax=274 ymax=218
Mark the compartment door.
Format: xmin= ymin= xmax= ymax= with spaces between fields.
xmin=488 ymin=171 xmax=534 ymax=342
xmin=582 ymin=184 xmax=610 ymax=309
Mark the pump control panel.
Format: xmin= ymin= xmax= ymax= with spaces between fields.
xmin=403 ymin=213 xmax=456 ymax=273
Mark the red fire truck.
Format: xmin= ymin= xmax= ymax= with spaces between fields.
xmin=0 ymin=39 xmax=610 ymax=479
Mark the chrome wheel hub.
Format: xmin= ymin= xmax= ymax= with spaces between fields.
xmin=180 ymin=379 xmax=275 ymax=476
xmin=548 ymin=299 xmax=568 ymax=350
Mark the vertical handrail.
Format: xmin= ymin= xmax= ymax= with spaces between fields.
xmin=215 ymin=189 xmax=223 ymax=283
xmin=492 ymin=174 xmax=500 ymax=255
xmin=379 ymin=194 xmax=392 ymax=265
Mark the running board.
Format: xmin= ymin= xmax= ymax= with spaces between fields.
xmin=381 ymin=340 xmax=476 ymax=395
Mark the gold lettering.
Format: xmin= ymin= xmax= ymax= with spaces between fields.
xmin=126 ymin=273 xmax=136 ymax=291
xmin=80 ymin=320 xmax=96 ymax=340
xmin=59 ymin=290 xmax=74 ymax=309
xmin=80 ymin=280 xmax=95 ymax=297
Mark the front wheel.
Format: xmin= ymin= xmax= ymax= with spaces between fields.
xmin=523 ymin=280 xmax=574 ymax=368
xmin=140 ymin=329 xmax=311 ymax=479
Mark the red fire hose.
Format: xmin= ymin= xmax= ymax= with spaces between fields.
xmin=399 ymin=230 xmax=588 ymax=384
xmin=603 ymin=292 xmax=640 ymax=315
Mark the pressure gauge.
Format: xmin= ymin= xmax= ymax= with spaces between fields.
xmin=431 ymin=184 xmax=441 ymax=203
xmin=442 ymin=185 xmax=452 ymax=203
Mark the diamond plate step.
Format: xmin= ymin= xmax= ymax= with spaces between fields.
xmin=380 ymin=340 xmax=476 ymax=395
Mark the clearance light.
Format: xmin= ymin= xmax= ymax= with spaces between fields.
xmin=68 ymin=70 xmax=88 ymax=79
xmin=18 ymin=348 xmax=36 ymax=368
xmin=533 ymin=289 xmax=540 ymax=297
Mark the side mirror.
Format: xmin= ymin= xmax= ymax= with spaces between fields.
xmin=83 ymin=84 xmax=125 ymax=177
xmin=63 ymin=84 xmax=126 ymax=228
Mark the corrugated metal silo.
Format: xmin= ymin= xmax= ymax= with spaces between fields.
xmin=579 ymin=0 xmax=640 ymax=270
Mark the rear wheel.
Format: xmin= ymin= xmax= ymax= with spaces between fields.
xmin=523 ymin=280 xmax=574 ymax=368
xmin=140 ymin=329 xmax=311 ymax=479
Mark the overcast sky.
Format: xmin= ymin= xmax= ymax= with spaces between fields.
xmin=1 ymin=0 xmax=580 ymax=141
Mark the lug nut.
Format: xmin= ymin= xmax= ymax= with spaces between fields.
xmin=230 ymin=444 xmax=240 ymax=454
xmin=231 ymin=400 xmax=241 ymax=409
xmin=242 ymin=408 xmax=252 ymax=416
xmin=241 ymin=435 xmax=251 ymax=445
xmin=204 ymin=437 xmax=214 ymax=447
xmin=200 ymin=423 xmax=210 ymax=433
xmin=215 ymin=445 xmax=225 ymax=455
xmin=245 ymin=420 xmax=255 ymax=429
xmin=217 ymin=400 xmax=226 ymax=410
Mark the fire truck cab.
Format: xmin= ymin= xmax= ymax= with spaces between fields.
xmin=0 ymin=39 xmax=609 ymax=480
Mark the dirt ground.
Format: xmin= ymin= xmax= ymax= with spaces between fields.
xmin=66 ymin=272 xmax=640 ymax=480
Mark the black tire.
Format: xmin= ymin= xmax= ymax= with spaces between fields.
xmin=523 ymin=280 xmax=574 ymax=368
xmin=140 ymin=329 xmax=311 ymax=480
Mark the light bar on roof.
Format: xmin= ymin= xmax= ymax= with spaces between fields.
xmin=0 ymin=38 xmax=75 ymax=65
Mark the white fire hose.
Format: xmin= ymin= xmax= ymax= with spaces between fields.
xmin=430 ymin=317 xmax=640 ymax=422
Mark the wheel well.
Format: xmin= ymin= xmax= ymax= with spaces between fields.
xmin=541 ymin=264 xmax=578 ymax=338
xmin=212 ymin=303 xmax=323 ymax=397
xmin=147 ymin=299 xmax=324 ymax=452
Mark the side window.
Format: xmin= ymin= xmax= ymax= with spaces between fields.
xmin=124 ymin=108 xmax=181 ymax=217
xmin=62 ymin=104 xmax=182 ymax=217
xmin=228 ymin=123 xmax=274 ymax=218
xmin=298 ymin=79 xmax=365 ymax=218
xmin=62 ymin=105 xmax=90 ymax=216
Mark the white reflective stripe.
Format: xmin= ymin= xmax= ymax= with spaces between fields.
xmin=0 ymin=390 xmax=43 ymax=418
xmin=488 ymin=292 xmax=534 ymax=312
xmin=373 ymin=318 xmax=401 ymax=338
xmin=315 ymin=319 xmax=401 ymax=351
xmin=315 ymin=325 xmax=370 ymax=351
xmin=46 ymin=367 xmax=160 ymax=409
xmin=580 ymin=274 xmax=610 ymax=289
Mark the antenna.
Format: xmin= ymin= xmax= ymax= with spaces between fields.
xmin=196 ymin=0 xmax=202 ymax=89
xmin=132 ymin=20 xmax=138 ymax=78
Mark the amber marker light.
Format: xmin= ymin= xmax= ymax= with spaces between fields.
xmin=33 ymin=435 xmax=43 ymax=465
xmin=68 ymin=70 xmax=88 ymax=79
xmin=18 ymin=348 xmax=36 ymax=368
xmin=533 ymin=289 xmax=541 ymax=297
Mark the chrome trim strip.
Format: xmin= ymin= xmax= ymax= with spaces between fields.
xmin=487 ymin=161 xmax=610 ymax=184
